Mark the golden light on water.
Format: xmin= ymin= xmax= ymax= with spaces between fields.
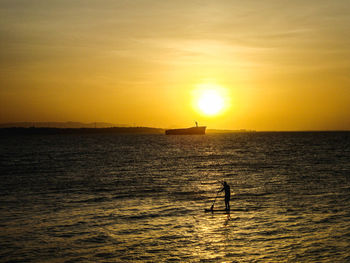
xmin=193 ymin=83 xmax=230 ymax=117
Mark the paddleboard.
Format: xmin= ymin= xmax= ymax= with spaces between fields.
xmin=204 ymin=208 xmax=246 ymax=213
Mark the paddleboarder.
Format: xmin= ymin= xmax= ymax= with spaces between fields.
xmin=219 ymin=181 xmax=230 ymax=211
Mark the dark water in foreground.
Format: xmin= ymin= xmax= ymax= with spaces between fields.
xmin=1 ymin=132 xmax=350 ymax=262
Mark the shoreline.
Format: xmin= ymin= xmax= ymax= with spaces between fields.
xmin=0 ymin=127 xmax=348 ymax=135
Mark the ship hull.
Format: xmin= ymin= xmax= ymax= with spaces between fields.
xmin=165 ymin=126 xmax=206 ymax=135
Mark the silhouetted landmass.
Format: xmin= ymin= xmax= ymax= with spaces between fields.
xmin=0 ymin=122 xmax=128 ymax=128
xmin=0 ymin=127 xmax=165 ymax=135
xmin=2 ymin=127 xmax=345 ymax=135
xmin=0 ymin=123 xmax=257 ymax=135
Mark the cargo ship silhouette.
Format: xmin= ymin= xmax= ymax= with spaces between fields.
xmin=165 ymin=122 xmax=206 ymax=135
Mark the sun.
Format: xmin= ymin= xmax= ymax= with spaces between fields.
xmin=193 ymin=84 xmax=228 ymax=116
xmin=198 ymin=90 xmax=224 ymax=115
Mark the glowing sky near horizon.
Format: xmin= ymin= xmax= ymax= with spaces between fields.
xmin=0 ymin=0 xmax=349 ymax=130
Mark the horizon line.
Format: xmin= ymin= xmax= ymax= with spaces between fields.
xmin=0 ymin=125 xmax=349 ymax=133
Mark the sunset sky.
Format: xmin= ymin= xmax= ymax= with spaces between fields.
xmin=1 ymin=0 xmax=349 ymax=130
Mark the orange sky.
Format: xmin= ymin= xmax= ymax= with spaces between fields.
xmin=1 ymin=0 xmax=349 ymax=130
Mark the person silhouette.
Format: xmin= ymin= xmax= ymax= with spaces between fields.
xmin=219 ymin=181 xmax=230 ymax=210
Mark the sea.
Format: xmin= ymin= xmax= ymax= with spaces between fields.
xmin=0 ymin=132 xmax=349 ymax=262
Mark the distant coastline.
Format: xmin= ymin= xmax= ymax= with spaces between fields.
xmin=0 ymin=127 xmax=258 ymax=135
xmin=0 ymin=122 xmax=124 ymax=129
xmin=0 ymin=127 xmax=165 ymax=135
xmin=1 ymin=127 xmax=349 ymax=135
xmin=0 ymin=123 xmax=348 ymax=134
xmin=0 ymin=122 xmax=256 ymax=135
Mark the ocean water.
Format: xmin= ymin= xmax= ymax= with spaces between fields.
xmin=0 ymin=132 xmax=350 ymax=262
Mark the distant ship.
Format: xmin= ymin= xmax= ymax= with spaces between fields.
xmin=165 ymin=122 xmax=206 ymax=135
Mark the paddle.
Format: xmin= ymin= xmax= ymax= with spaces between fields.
xmin=210 ymin=191 xmax=220 ymax=211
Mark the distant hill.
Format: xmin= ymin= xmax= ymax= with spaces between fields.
xmin=0 ymin=122 xmax=128 ymax=128
xmin=0 ymin=127 xmax=165 ymax=135
xmin=0 ymin=122 xmax=255 ymax=134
